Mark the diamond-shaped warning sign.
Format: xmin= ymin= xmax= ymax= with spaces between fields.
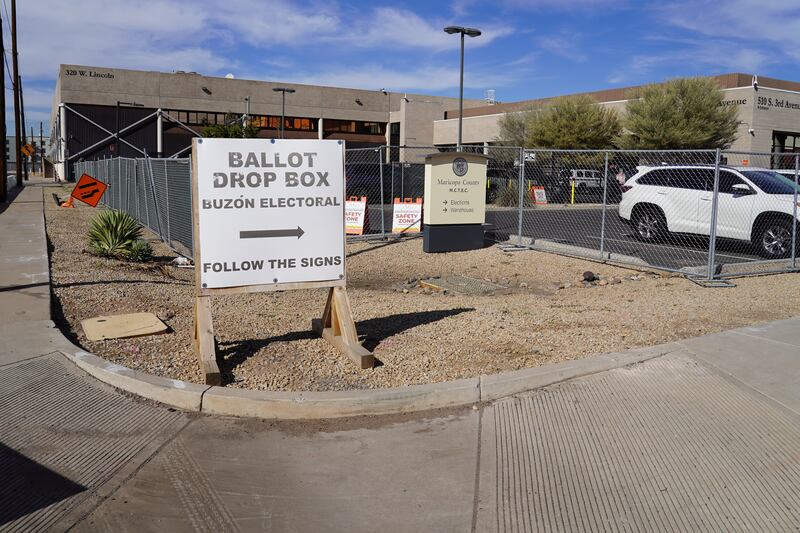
xmin=70 ymin=173 xmax=108 ymax=207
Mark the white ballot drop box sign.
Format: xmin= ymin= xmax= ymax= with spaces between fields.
xmin=193 ymin=138 xmax=346 ymax=290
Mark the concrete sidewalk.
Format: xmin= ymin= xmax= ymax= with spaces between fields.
xmin=1 ymin=182 xmax=799 ymax=532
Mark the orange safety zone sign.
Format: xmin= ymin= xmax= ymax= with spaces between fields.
xmin=345 ymin=196 xmax=368 ymax=235
xmin=392 ymin=197 xmax=423 ymax=234
xmin=529 ymin=185 xmax=548 ymax=205
xmin=70 ymin=173 xmax=108 ymax=207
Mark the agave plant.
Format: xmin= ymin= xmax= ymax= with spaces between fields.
xmin=87 ymin=210 xmax=144 ymax=258
xmin=124 ymin=239 xmax=153 ymax=262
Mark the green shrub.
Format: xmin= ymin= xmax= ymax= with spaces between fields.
xmin=124 ymin=239 xmax=153 ymax=262
xmin=494 ymin=182 xmax=533 ymax=207
xmin=87 ymin=210 xmax=146 ymax=260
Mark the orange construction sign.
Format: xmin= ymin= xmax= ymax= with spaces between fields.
xmin=70 ymin=173 xmax=108 ymax=207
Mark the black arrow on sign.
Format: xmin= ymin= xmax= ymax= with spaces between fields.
xmin=240 ymin=227 xmax=305 ymax=240
xmin=80 ymin=189 xmax=100 ymax=200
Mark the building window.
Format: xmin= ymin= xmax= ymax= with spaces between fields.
xmin=772 ymin=131 xmax=800 ymax=169
xmin=248 ymin=115 xmax=317 ymax=131
xmin=325 ymin=119 xmax=386 ymax=135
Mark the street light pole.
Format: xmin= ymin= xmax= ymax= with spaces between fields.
xmin=443 ymin=26 xmax=481 ymax=152
xmin=458 ymin=31 xmax=464 ymax=151
xmin=243 ymin=96 xmax=250 ymax=138
xmin=272 ymin=87 xmax=295 ymax=139
xmin=11 ymin=0 xmax=21 ymax=188
xmin=380 ymin=88 xmax=390 ymax=162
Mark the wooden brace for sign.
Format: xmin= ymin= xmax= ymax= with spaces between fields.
xmin=312 ymin=287 xmax=374 ymax=369
xmin=194 ymin=295 xmax=221 ymax=385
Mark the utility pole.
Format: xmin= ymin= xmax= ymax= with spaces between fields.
xmin=11 ymin=0 xmax=21 ymax=188
xmin=19 ymin=75 xmax=27 ymax=181
xmin=0 ymin=9 xmax=6 ymax=201
xmin=30 ymin=127 xmax=34 ymax=173
xmin=40 ymin=121 xmax=43 ymax=179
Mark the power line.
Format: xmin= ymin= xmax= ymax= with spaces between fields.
xmin=2 ymin=51 xmax=10 ymax=88
xmin=1 ymin=0 xmax=10 ymax=33
xmin=0 ymin=0 xmax=10 ymax=47
xmin=0 ymin=1 xmax=10 ymax=89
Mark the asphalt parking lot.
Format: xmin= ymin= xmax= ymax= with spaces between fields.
xmin=358 ymin=204 xmax=764 ymax=271
xmin=488 ymin=205 xmax=764 ymax=270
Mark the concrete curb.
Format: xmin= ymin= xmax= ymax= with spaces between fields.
xmin=59 ymin=349 xmax=211 ymax=411
xmin=507 ymin=235 xmax=651 ymax=268
xmin=479 ymin=343 xmax=682 ymax=402
xmin=58 ymin=340 xmax=682 ymax=420
xmin=202 ymin=377 xmax=480 ymax=419
xmin=680 ymin=258 xmax=797 ymax=278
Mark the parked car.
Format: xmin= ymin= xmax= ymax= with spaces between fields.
xmin=558 ymin=169 xmax=602 ymax=189
xmin=619 ymin=165 xmax=800 ymax=258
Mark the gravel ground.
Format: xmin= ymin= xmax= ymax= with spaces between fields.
xmin=46 ymin=185 xmax=800 ymax=392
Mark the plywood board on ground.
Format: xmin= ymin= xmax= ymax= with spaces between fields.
xmin=81 ymin=312 xmax=168 ymax=341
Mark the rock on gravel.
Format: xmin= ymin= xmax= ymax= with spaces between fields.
xmin=44 ymin=185 xmax=800 ymax=393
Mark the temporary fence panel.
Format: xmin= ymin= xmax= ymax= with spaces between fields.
xmin=710 ymin=151 xmax=800 ymax=278
xmin=74 ymin=157 xmax=193 ymax=257
xmin=71 ymin=148 xmax=800 ymax=280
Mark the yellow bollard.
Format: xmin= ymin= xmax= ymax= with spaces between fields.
xmin=570 ymin=179 xmax=575 ymax=205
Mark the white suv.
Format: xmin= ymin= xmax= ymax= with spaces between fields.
xmin=618 ymin=166 xmax=800 ymax=258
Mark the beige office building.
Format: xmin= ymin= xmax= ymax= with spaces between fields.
xmin=50 ymin=67 xmax=800 ymax=179
xmin=433 ymin=73 xmax=800 ymax=167
xmin=49 ymin=64 xmax=485 ymax=180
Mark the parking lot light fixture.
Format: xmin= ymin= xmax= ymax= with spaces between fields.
xmin=272 ymin=87 xmax=296 ymax=139
xmin=443 ymin=26 xmax=481 ymax=151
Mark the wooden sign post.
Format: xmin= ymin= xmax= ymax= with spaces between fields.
xmin=191 ymin=138 xmax=373 ymax=385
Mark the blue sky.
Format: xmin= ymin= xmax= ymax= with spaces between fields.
xmin=9 ymin=0 xmax=800 ymax=136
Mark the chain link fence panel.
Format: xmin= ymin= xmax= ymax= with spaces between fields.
xmin=71 ymin=147 xmax=800 ymax=281
xmin=73 ymin=157 xmax=193 ymax=257
xmin=514 ymin=149 xmax=799 ymax=280
xmin=708 ymin=151 xmax=800 ymax=278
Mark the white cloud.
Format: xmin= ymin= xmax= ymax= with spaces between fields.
xmin=500 ymin=0 xmax=623 ymax=9
xmin=606 ymin=0 xmax=791 ymax=86
xmin=286 ymin=64 xmax=514 ymax=92
xmin=216 ymin=3 xmax=511 ymax=50
xmin=240 ymin=51 xmax=536 ymax=94
xmin=662 ymin=0 xmax=800 ymax=51
xmin=202 ymin=0 xmax=341 ymax=46
xmin=346 ymin=7 xmax=510 ymax=50
xmin=16 ymin=0 xmax=226 ymax=79
xmin=537 ymin=33 xmax=587 ymax=62
xmin=12 ymin=0 xmax=515 ymax=134
xmin=606 ymin=42 xmax=772 ymax=85
xmin=16 ymin=0 xmax=513 ymax=84
xmin=10 ymin=86 xmax=53 ymax=110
